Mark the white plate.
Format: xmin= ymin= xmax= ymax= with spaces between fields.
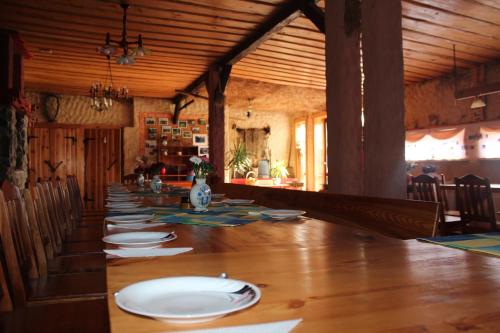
xmin=114 ymin=276 xmax=260 ymax=323
xmin=211 ymin=193 xmax=225 ymax=199
xmin=102 ymin=231 xmax=176 ymax=249
xmin=260 ymin=209 xmax=306 ymax=220
xmin=105 ymin=214 xmax=155 ymax=224
xmin=107 ymin=196 xmax=139 ymax=202
xmin=223 ymin=199 xmax=255 ymax=205
xmin=106 ymin=202 xmax=139 ymax=208
xmin=108 ymin=207 xmax=151 ymax=213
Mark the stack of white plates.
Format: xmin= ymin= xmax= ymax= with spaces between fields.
xmin=223 ymin=199 xmax=255 ymax=205
xmin=105 ymin=214 xmax=155 ymax=224
xmin=102 ymin=231 xmax=176 ymax=249
xmin=260 ymin=209 xmax=306 ymax=220
xmin=114 ymin=276 xmax=261 ymax=323
xmin=106 ymin=202 xmax=141 ymax=209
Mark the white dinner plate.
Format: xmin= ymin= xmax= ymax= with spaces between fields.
xmin=223 ymin=199 xmax=255 ymax=205
xmin=260 ymin=209 xmax=306 ymax=220
xmin=108 ymin=207 xmax=151 ymax=213
xmin=107 ymin=196 xmax=139 ymax=202
xmin=114 ymin=276 xmax=261 ymax=323
xmin=106 ymin=202 xmax=140 ymax=209
xmin=102 ymin=231 xmax=176 ymax=249
xmin=105 ymin=214 xmax=155 ymax=224
xmin=211 ymin=193 xmax=226 ymax=199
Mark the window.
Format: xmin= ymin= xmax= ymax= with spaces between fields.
xmin=479 ymin=127 xmax=500 ymax=159
xmin=405 ymin=129 xmax=466 ymax=161
xmin=313 ymin=116 xmax=327 ymax=191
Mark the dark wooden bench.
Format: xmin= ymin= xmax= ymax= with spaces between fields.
xmin=214 ymin=184 xmax=439 ymax=239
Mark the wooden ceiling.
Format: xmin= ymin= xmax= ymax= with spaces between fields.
xmin=0 ymin=0 xmax=499 ymax=98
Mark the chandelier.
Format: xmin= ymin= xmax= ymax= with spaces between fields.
xmin=97 ymin=1 xmax=150 ymax=65
xmin=90 ymin=57 xmax=129 ymax=112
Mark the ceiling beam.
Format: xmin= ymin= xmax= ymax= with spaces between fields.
xmin=171 ymin=0 xmax=303 ymax=123
xmin=299 ymin=0 xmax=325 ymax=34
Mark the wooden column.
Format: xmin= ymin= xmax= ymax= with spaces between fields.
xmin=0 ymin=31 xmax=14 ymax=105
xmin=206 ymin=65 xmax=232 ymax=183
xmin=362 ymin=0 xmax=406 ymax=199
xmin=325 ymin=0 xmax=363 ymax=195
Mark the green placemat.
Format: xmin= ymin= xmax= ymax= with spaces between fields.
xmin=153 ymin=204 xmax=267 ymax=227
xmin=418 ymin=232 xmax=500 ymax=258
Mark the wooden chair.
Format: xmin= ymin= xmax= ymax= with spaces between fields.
xmin=439 ymin=173 xmax=460 ymax=217
xmin=123 ymin=173 xmax=136 ymax=185
xmin=455 ymin=174 xmax=497 ymax=232
xmin=412 ymin=174 xmax=462 ymax=235
xmin=0 ymin=183 xmax=106 ymax=305
xmin=0 ymin=243 xmax=13 ymax=312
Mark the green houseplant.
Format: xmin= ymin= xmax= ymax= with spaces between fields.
xmin=270 ymin=160 xmax=288 ymax=185
xmin=227 ymin=143 xmax=252 ymax=179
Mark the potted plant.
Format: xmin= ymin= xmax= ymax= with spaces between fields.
xmin=270 ymin=160 xmax=288 ymax=185
xmin=227 ymin=143 xmax=252 ymax=179
xmin=189 ymin=156 xmax=215 ymax=211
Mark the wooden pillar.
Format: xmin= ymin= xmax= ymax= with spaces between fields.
xmin=0 ymin=31 xmax=14 ymax=105
xmin=206 ymin=65 xmax=232 ymax=183
xmin=325 ymin=0 xmax=363 ymax=195
xmin=362 ymin=0 xmax=406 ymax=198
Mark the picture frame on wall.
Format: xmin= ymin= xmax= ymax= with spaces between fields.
xmin=198 ymin=118 xmax=206 ymax=125
xmin=193 ymin=134 xmax=207 ymax=146
xmin=198 ymin=146 xmax=209 ymax=156
xmin=159 ymin=118 xmax=169 ymax=125
xmin=145 ymin=117 xmax=156 ymax=125
xmin=178 ymin=121 xmax=187 ymax=128
xmin=188 ymin=119 xmax=196 ymax=125
xmin=145 ymin=140 xmax=157 ymax=148
xmin=162 ymin=126 xmax=172 ymax=134
xmin=192 ymin=127 xmax=200 ymax=134
xmin=182 ymin=131 xmax=192 ymax=138
xmin=172 ymin=128 xmax=181 ymax=135
xmin=147 ymin=127 xmax=157 ymax=139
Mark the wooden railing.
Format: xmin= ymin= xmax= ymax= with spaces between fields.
xmin=214 ymin=184 xmax=439 ymax=239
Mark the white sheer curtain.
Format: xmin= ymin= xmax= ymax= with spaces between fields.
xmin=479 ymin=127 xmax=500 ymax=159
xmin=405 ymin=129 xmax=466 ymax=161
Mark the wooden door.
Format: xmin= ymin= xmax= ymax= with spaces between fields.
xmin=83 ymin=128 xmax=122 ymax=210
xmin=28 ymin=127 xmax=84 ymax=186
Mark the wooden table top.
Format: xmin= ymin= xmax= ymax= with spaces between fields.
xmin=106 ymin=196 xmax=500 ymax=332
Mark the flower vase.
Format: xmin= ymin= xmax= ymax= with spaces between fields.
xmin=150 ymin=175 xmax=162 ymax=194
xmin=137 ymin=173 xmax=145 ymax=187
xmin=190 ymin=178 xmax=211 ymax=212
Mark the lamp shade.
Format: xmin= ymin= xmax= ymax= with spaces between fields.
xmin=470 ymin=97 xmax=486 ymax=109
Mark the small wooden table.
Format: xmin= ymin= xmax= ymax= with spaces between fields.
xmin=106 ymin=200 xmax=500 ymax=332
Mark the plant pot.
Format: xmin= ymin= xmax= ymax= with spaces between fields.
xmin=190 ymin=178 xmax=211 ymax=212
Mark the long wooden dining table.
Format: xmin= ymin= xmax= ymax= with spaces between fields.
xmin=105 ymin=193 xmax=500 ymax=332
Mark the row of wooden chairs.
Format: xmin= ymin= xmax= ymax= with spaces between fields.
xmin=0 ymin=176 xmax=109 ymax=332
xmin=411 ymin=174 xmax=497 ymax=235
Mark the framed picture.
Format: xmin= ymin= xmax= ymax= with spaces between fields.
xmin=172 ymin=128 xmax=181 ymax=135
xmin=178 ymin=121 xmax=187 ymax=128
xmin=147 ymin=127 xmax=157 ymax=139
xmin=193 ymin=134 xmax=207 ymax=146
xmin=198 ymin=118 xmax=206 ymax=125
xmin=192 ymin=127 xmax=200 ymax=134
xmin=145 ymin=117 xmax=155 ymax=125
xmin=182 ymin=131 xmax=192 ymax=138
xmin=159 ymin=118 xmax=169 ymax=125
xmin=162 ymin=126 xmax=171 ymax=134
xmin=198 ymin=146 xmax=209 ymax=156
xmin=188 ymin=119 xmax=196 ymax=125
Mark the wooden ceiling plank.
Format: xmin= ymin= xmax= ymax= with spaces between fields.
xmin=245 ymin=53 xmax=325 ymax=70
xmin=240 ymin=57 xmax=325 ymax=76
xmin=403 ymin=40 xmax=489 ymax=64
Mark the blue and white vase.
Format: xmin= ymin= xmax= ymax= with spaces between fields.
xmin=137 ymin=173 xmax=145 ymax=187
xmin=150 ymin=175 xmax=162 ymax=194
xmin=190 ymin=178 xmax=211 ymax=212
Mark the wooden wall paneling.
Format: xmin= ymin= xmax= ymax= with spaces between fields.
xmin=362 ymin=0 xmax=406 ymax=199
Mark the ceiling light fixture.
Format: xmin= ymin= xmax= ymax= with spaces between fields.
xmin=470 ymin=97 xmax=486 ymax=109
xmin=97 ymin=1 xmax=150 ymax=65
xmin=90 ymin=57 xmax=129 ymax=112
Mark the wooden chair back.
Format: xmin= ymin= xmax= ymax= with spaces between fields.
xmin=31 ymin=184 xmax=57 ymax=258
xmin=214 ymin=183 xmax=439 ymax=239
xmin=67 ymin=175 xmax=83 ymax=223
xmin=22 ymin=189 xmax=48 ymax=277
xmin=34 ymin=183 xmax=62 ymax=254
xmin=455 ymin=174 xmax=497 ymax=231
xmin=439 ymin=173 xmax=451 ymax=211
xmin=0 ymin=195 xmax=14 ymax=312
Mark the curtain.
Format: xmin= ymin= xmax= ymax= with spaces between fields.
xmin=405 ymin=129 xmax=465 ymax=161
xmin=479 ymin=126 xmax=500 ymax=159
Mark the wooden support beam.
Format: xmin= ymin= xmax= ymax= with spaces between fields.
xmin=172 ymin=0 xmax=302 ymax=119
xmin=0 ymin=31 xmax=14 ymax=105
xmin=175 ymin=90 xmax=209 ymax=100
xmin=299 ymin=0 xmax=325 ymax=33
xmin=455 ymin=82 xmax=500 ymax=100
xmin=207 ymin=65 xmax=232 ymax=183
xmin=178 ymin=99 xmax=195 ymax=112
